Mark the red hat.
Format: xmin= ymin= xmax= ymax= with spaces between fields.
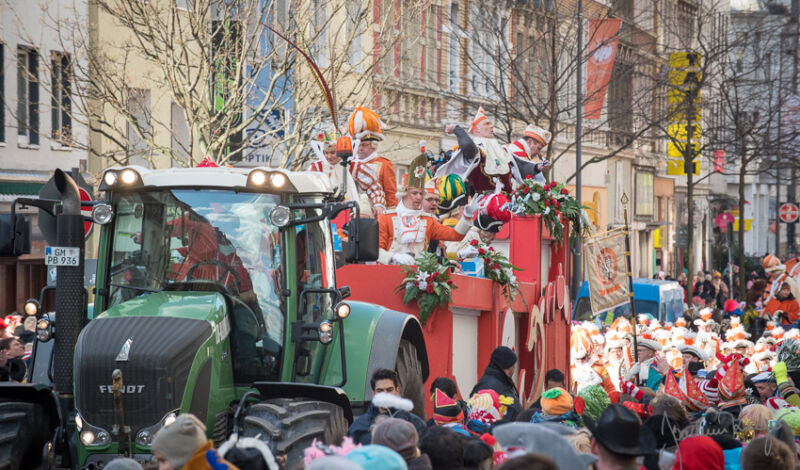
xmin=673 ymin=436 xmax=724 ymax=470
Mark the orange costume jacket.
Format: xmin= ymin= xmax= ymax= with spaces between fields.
xmin=764 ymin=296 xmax=800 ymax=323
xmin=350 ymin=154 xmax=398 ymax=210
xmin=378 ymin=211 xmax=469 ymax=264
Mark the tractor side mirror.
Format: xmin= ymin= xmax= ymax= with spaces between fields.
xmin=345 ymin=218 xmax=379 ymax=263
xmin=0 ymin=214 xmax=31 ymax=256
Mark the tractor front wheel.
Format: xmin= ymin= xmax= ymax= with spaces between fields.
xmin=0 ymin=401 xmax=49 ymax=470
xmin=396 ymin=339 xmax=426 ymax=419
xmin=240 ymin=398 xmax=348 ymax=468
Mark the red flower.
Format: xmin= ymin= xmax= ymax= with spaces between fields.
xmin=478 ymin=248 xmax=487 ymax=255
xmin=544 ymin=200 xmax=549 ymax=206
xmin=432 ymin=271 xmax=439 ymax=279
xmin=492 ymin=263 xmax=500 ymax=270
xmin=426 ymin=275 xmax=433 ymax=282
xmin=554 ymin=201 xmax=561 ymax=208
xmin=561 ymin=188 xmax=569 ymax=195
xmin=446 ymin=280 xmax=454 ymax=286
xmin=525 ymin=175 xmax=533 ymax=180
xmin=426 ymin=284 xmax=435 ymax=294
xmin=470 ymin=239 xmax=479 ymax=246
xmin=523 ymin=186 xmax=530 ymax=194
xmin=489 ymin=247 xmax=495 ymax=252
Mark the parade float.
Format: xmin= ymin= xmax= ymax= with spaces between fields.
xmin=338 ymin=203 xmax=575 ymax=414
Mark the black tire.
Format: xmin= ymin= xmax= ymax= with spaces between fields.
xmin=0 ymin=401 xmax=49 ymax=470
xmin=240 ymin=398 xmax=348 ymax=469
xmin=396 ymin=339 xmax=426 ymax=419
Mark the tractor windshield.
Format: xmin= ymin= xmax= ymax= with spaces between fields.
xmin=107 ymin=190 xmax=285 ymax=345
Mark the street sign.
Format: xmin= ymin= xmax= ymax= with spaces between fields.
xmin=45 ymin=246 xmax=80 ymax=266
xmin=676 ymin=225 xmax=689 ymax=247
xmin=780 ymin=202 xmax=800 ymax=223
xmin=716 ymin=212 xmax=735 ymax=230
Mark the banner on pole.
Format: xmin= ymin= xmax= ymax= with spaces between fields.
xmin=584 ymin=230 xmax=630 ymax=314
xmin=585 ymin=18 xmax=622 ymax=120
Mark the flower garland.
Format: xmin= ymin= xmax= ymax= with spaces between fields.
xmin=510 ymin=179 xmax=588 ymax=244
xmin=395 ymin=252 xmax=456 ymax=326
xmin=466 ymin=239 xmax=522 ymax=305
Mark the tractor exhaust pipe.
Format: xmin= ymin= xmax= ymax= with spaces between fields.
xmin=52 ymin=169 xmax=85 ymax=394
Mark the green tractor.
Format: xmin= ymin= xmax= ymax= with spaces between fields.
xmin=0 ymin=166 xmax=428 ymax=469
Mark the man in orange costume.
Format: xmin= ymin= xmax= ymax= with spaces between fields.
xmin=347 ymin=106 xmax=398 ymax=217
xmin=378 ymin=154 xmax=477 ymax=265
xmin=764 ymin=281 xmax=800 ymax=323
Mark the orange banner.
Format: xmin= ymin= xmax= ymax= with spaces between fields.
xmin=584 ymin=19 xmax=622 ymax=120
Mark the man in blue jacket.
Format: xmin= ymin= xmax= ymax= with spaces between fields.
xmin=347 ymin=369 xmax=426 ymax=444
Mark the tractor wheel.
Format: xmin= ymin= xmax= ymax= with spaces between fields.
xmin=396 ymin=339 xmax=426 ymax=419
xmin=240 ymin=398 xmax=348 ymax=469
xmin=0 ymin=401 xmax=48 ymax=470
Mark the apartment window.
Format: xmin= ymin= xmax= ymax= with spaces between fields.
xmin=127 ymin=88 xmax=151 ymax=165
xmin=17 ymin=46 xmax=39 ymax=146
xmin=0 ymin=44 xmax=5 ymax=144
xmin=345 ymin=0 xmax=364 ymax=68
xmin=170 ymin=102 xmax=190 ymax=167
xmin=51 ymin=52 xmax=72 ymax=144
xmin=175 ymin=0 xmax=192 ymax=10
xmin=312 ymin=0 xmax=329 ymax=67
xmin=448 ymin=2 xmax=460 ymax=92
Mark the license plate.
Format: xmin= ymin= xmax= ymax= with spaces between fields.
xmin=45 ymin=246 xmax=80 ymax=266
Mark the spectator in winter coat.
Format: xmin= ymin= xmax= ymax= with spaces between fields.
xmin=372 ymin=418 xmax=432 ymax=470
xmin=347 ymin=369 xmax=426 ymax=445
xmin=151 ymin=413 xmax=239 ymax=470
xmin=470 ymin=347 xmax=521 ymax=422
xmin=740 ymin=436 xmax=796 ymax=470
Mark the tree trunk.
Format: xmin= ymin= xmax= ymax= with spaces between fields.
xmin=739 ymin=162 xmax=747 ymax=300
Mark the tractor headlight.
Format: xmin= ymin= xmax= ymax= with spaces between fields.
xmin=269 ymin=206 xmax=291 ymax=227
xmin=270 ymin=173 xmax=287 ymax=188
xmin=249 ymin=170 xmax=267 ymax=186
xmin=91 ymin=203 xmax=114 ymax=225
xmin=75 ymin=411 xmax=110 ymax=447
xmin=135 ymin=409 xmax=180 ymax=447
xmin=36 ymin=315 xmax=53 ymax=342
xmin=319 ymin=320 xmax=333 ymax=344
xmin=120 ymin=169 xmax=139 ymax=185
xmin=24 ymin=298 xmax=40 ymax=316
xmin=334 ymin=302 xmax=351 ymax=320
xmin=103 ymin=171 xmax=118 ymax=187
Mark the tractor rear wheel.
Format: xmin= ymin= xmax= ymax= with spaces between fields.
xmin=240 ymin=398 xmax=348 ymax=469
xmin=0 ymin=401 xmax=49 ymax=470
xmin=396 ymin=339 xmax=426 ymax=419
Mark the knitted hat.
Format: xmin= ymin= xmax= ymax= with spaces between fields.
xmin=490 ymin=346 xmax=517 ymax=369
xmin=469 ymin=107 xmax=489 ymax=134
xmin=104 ymin=458 xmax=143 ymax=470
xmin=371 ymin=418 xmax=418 ymax=461
xmin=307 ymin=456 xmax=363 ymax=470
xmin=524 ymin=124 xmax=552 ymax=146
xmin=576 ymin=385 xmax=611 ymax=422
xmin=672 ymin=436 xmax=724 ymax=470
xmin=151 ymin=414 xmax=207 ymax=470
xmin=433 ymin=389 xmax=464 ymax=425
xmin=541 ymin=387 xmax=574 ymax=416
xmin=346 ymin=445 xmax=407 ymax=470
xmin=698 ymin=378 xmax=720 ymax=404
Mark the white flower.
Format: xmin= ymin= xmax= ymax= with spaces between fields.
xmin=531 ymin=193 xmax=541 ymax=202
xmin=509 ymin=274 xmax=517 ymax=284
xmin=418 ymin=280 xmax=428 ymax=291
xmin=544 ymin=207 xmax=551 ymax=215
xmin=406 ymin=282 xmax=414 ymax=290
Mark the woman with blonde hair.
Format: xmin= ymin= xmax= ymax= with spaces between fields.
xmin=737 ymin=404 xmax=774 ymax=442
